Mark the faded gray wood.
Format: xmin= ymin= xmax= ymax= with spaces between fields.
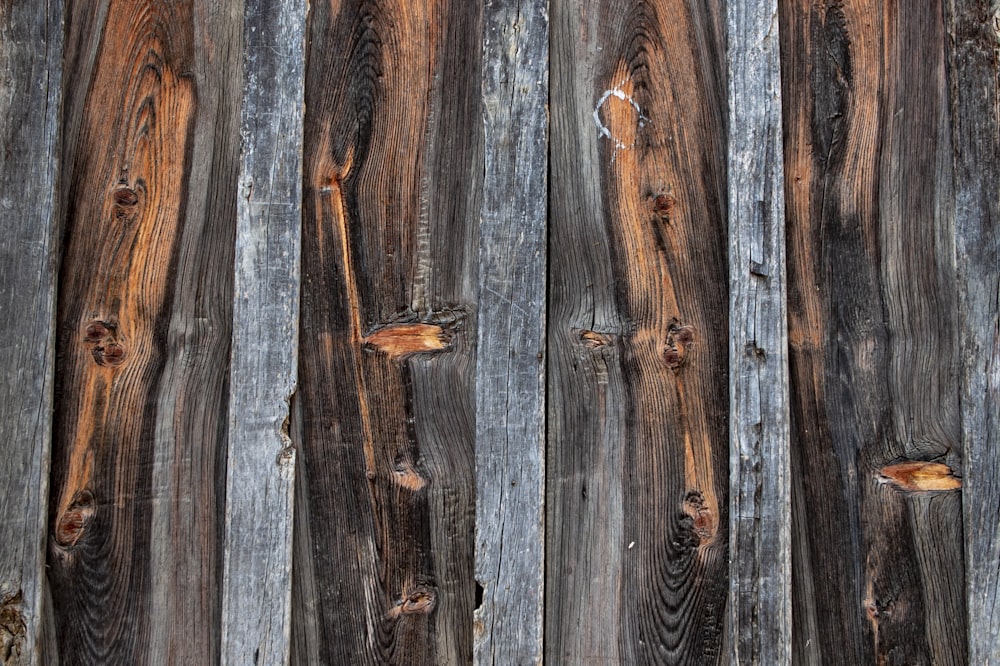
xmin=727 ymin=2 xmax=791 ymax=664
xmin=946 ymin=1 xmax=1000 ymax=662
xmin=0 ymin=1 xmax=62 ymax=663
xmin=220 ymin=1 xmax=306 ymax=664
xmin=475 ymin=0 xmax=548 ymax=662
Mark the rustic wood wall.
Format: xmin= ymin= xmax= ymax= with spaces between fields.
xmin=0 ymin=0 xmax=996 ymax=664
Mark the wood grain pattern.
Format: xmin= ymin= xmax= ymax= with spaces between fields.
xmin=727 ymin=2 xmax=791 ymax=663
xmin=475 ymin=0 xmax=548 ymax=663
xmin=292 ymin=0 xmax=482 ymax=663
xmin=220 ymin=1 xmax=305 ymax=664
xmin=547 ymin=0 xmax=730 ymax=662
xmin=0 ymin=1 xmax=63 ymax=662
xmin=51 ymin=2 xmax=242 ymax=663
xmin=780 ymin=0 xmax=967 ymax=662
xmin=945 ymin=1 xmax=1000 ymax=662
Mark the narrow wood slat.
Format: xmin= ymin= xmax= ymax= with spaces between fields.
xmin=727 ymin=1 xmax=791 ymax=663
xmin=946 ymin=1 xmax=1000 ymax=662
xmin=50 ymin=1 xmax=242 ymax=662
xmin=221 ymin=2 xmax=306 ymax=664
xmin=291 ymin=0 xmax=482 ymax=663
xmin=547 ymin=0 xmax=731 ymax=662
xmin=781 ymin=0 xmax=965 ymax=663
xmin=475 ymin=0 xmax=548 ymax=662
xmin=0 ymin=1 xmax=62 ymax=662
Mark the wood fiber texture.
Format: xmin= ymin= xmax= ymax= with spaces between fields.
xmin=0 ymin=0 xmax=63 ymax=663
xmin=292 ymin=0 xmax=482 ymax=663
xmin=780 ymin=0 xmax=967 ymax=663
xmin=547 ymin=0 xmax=730 ymax=663
xmin=51 ymin=1 xmax=242 ymax=663
xmin=220 ymin=0 xmax=305 ymax=664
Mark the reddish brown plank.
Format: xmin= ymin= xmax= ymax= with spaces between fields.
xmin=51 ymin=1 xmax=242 ymax=662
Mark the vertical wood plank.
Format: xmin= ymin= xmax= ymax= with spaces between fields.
xmin=221 ymin=1 xmax=305 ymax=663
xmin=475 ymin=0 xmax=548 ymax=662
xmin=781 ymin=0 xmax=966 ymax=662
xmin=945 ymin=1 xmax=1000 ymax=662
xmin=547 ymin=0 xmax=730 ymax=663
xmin=51 ymin=1 xmax=242 ymax=662
xmin=0 ymin=1 xmax=62 ymax=662
xmin=727 ymin=1 xmax=791 ymax=663
xmin=292 ymin=0 xmax=482 ymax=663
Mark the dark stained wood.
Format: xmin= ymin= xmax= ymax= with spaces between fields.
xmin=0 ymin=0 xmax=63 ymax=662
xmin=50 ymin=1 xmax=242 ymax=663
xmin=945 ymin=1 xmax=1000 ymax=662
xmin=547 ymin=0 xmax=730 ymax=662
xmin=292 ymin=0 xmax=482 ymax=663
xmin=727 ymin=1 xmax=791 ymax=663
xmin=220 ymin=0 xmax=305 ymax=663
xmin=780 ymin=0 xmax=967 ymax=662
xmin=475 ymin=0 xmax=548 ymax=662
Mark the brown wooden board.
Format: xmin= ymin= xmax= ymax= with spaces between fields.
xmin=0 ymin=0 xmax=63 ymax=662
xmin=49 ymin=1 xmax=242 ymax=662
xmin=945 ymin=1 xmax=1000 ymax=662
xmin=780 ymin=0 xmax=967 ymax=662
xmin=547 ymin=0 xmax=730 ymax=662
xmin=291 ymin=1 xmax=482 ymax=663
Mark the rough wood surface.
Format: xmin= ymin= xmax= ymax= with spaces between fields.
xmin=475 ymin=0 xmax=548 ymax=663
xmin=50 ymin=1 xmax=242 ymax=663
xmin=727 ymin=2 xmax=791 ymax=664
xmin=220 ymin=1 xmax=305 ymax=664
xmin=945 ymin=1 xmax=1000 ymax=662
xmin=547 ymin=0 xmax=730 ymax=663
xmin=0 ymin=1 xmax=62 ymax=662
xmin=780 ymin=0 xmax=967 ymax=662
xmin=291 ymin=0 xmax=482 ymax=663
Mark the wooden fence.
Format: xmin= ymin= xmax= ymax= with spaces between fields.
xmin=0 ymin=0 xmax=997 ymax=663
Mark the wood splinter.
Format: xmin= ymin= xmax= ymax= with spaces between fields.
xmin=879 ymin=461 xmax=961 ymax=492
xmin=364 ymin=323 xmax=452 ymax=358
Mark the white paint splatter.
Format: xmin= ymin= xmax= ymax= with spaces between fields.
xmin=593 ymin=81 xmax=650 ymax=157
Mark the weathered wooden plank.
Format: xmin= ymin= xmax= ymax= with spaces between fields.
xmin=945 ymin=1 xmax=1000 ymax=661
xmin=220 ymin=1 xmax=305 ymax=663
xmin=0 ymin=1 xmax=62 ymax=662
xmin=727 ymin=1 xmax=791 ymax=663
xmin=547 ymin=0 xmax=730 ymax=663
xmin=50 ymin=1 xmax=242 ymax=662
xmin=291 ymin=0 xmax=482 ymax=663
xmin=475 ymin=0 xmax=548 ymax=663
xmin=780 ymin=0 xmax=966 ymax=662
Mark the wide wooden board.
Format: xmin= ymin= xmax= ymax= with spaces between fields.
xmin=51 ymin=1 xmax=243 ymax=662
xmin=292 ymin=1 xmax=482 ymax=663
xmin=780 ymin=0 xmax=967 ymax=662
xmin=547 ymin=0 xmax=730 ymax=662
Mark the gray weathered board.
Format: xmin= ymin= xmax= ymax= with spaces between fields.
xmin=0 ymin=1 xmax=63 ymax=662
xmin=0 ymin=0 xmax=997 ymax=664
xmin=221 ymin=0 xmax=306 ymax=664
